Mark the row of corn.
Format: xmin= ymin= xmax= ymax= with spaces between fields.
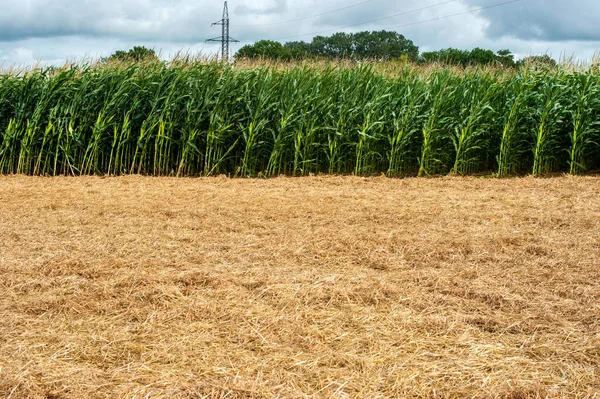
xmin=0 ymin=62 xmax=599 ymax=177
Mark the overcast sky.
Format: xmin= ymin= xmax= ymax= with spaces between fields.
xmin=0 ymin=0 xmax=598 ymax=65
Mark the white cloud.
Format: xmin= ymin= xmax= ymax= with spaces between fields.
xmin=0 ymin=0 xmax=598 ymax=65
xmin=13 ymin=48 xmax=34 ymax=62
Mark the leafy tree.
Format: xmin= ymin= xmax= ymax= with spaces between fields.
xmin=420 ymin=48 xmax=516 ymax=67
xmin=311 ymin=31 xmax=418 ymax=60
xmin=284 ymin=41 xmax=312 ymax=59
xmin=329 ymin=32 xmax=354 ymax=58
xmin=496 ymin=49 xmax=515 ymax=67
xmin=235 ymin=30 xmax=419 ymax=61
xmin=311 ymin=32 xmax=354 ymax=58
xmin=517 ymin=54 xmax=557 ymax=68
xmin=469 ymin=47 xmax=498 ymax=65
xmin=352 ymin=31 xmax=419 ymax=61
xmin=236 ymin=40 xmax=291 ymax=60
xmin=106 ymin=46 xmax=159 ymax=63
xmin=420 ymin=48 xmax=470 ymax=65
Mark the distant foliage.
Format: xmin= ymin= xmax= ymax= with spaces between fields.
xmin=105 ymin=46 xmax=160 ymax=63
xmin=516 ymin=55 xmax=558 ymax=68
xmin=420 ymin=48 xmax=516 ymax=67
xmin=235 ymin=33 xmax=566 ymax=72
xmin=236 ymin=40 xmax=292 ymax=60
xmin=1 ymin=63 xmax=598 ymax=177
xmin=236 ymin=31 xmax=419 ymax=61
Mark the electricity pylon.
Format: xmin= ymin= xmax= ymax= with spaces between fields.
xmin=206 ymin=1 xmax=239 ymax=62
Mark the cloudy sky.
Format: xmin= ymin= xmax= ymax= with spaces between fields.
xmin=0 ymin=0 xmax=598 ymax=65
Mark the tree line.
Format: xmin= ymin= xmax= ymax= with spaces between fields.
xmin=235 ymin=30 xmax=557 ymax=68
xmin=102 ymin=33 xmax=558 ymax=69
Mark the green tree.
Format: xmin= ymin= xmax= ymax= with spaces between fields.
xmin=469 ymin=47 xmax=497 ymax=65
xmin=420 ymin=48 xmax=470 ymax=65
xmin=309 ymin=33 xmax=354 ymax=58
xmin=236 ymin=40 xmax=291 ymax=60
xmin=236 ymin=30 xmax=419 ymax=61
xmin=106 ymin=46 xmax=159 ymax=63
xmin=352 ymin=31 xmax=419 ymax=61
xmin=420 ymin=48 xmax=516 ymax=68
xmin=496 ymin=49 xmax=515 ymax=67
xmin=284 ymin=41 xmax=312 ymax=59
xmin=321 ymin=32 xmax=354 ymax=58
xmin=517 ymin=55 xmax=557 ymax=68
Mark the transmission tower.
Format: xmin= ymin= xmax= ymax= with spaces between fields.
xmin=206 ymin=1 xmax=239 ymax=62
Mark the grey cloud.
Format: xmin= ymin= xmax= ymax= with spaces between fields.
xmin=0 ymin=0 xmax=598 ymax=65
xmin=235 ymin=0 xmax=287 ymax=16
xmin=0 ymin=0 xmax=224 ymax=42
xmin=464 ymin=0 xmax=600 ymax=42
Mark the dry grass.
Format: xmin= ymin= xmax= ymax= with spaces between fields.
xmin=0 ymin=175 xmax=599 ymax=398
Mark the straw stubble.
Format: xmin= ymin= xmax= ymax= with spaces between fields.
xmin=0 ymin=175 xmax=599 ymax=398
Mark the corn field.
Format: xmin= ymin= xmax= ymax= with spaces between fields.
xmin=0 ymin=62 xmax=599 ymax=177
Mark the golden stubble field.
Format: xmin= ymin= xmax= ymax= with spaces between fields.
xmin=0 ymin=176 xmax=599 ymax=399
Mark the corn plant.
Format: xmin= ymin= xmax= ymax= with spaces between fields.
xmin=0 ymin=61 xmax=599 ymax=177
xmin=418 ymin=71 xmax=457 ymax=177
xmin=497 ymin=72 xmax=536 ymax=177
xmin=530 ymin=71 xmax=570 ymax=176
xmin=386 ymin=76 xmax=428 ymax=176
xmin=451 ymin=72 xmax=500 ymax=175
xmin=568 ymin=72 xmax=600 ymax=174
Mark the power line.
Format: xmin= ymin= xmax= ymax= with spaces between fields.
xmin=274 ymin=0 xmax=462 ymax=41
xmin=386 ymin=0 xmax=520 ymax=30
xmin=232 ymin=0 xmax=379 ymax=28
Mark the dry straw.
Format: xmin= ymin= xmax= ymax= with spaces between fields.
xmin=1 ymin=175 xmax=599 ymax=398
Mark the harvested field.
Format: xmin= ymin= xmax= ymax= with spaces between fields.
xmin=0 ymin=175 xmax=599 ymax=398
